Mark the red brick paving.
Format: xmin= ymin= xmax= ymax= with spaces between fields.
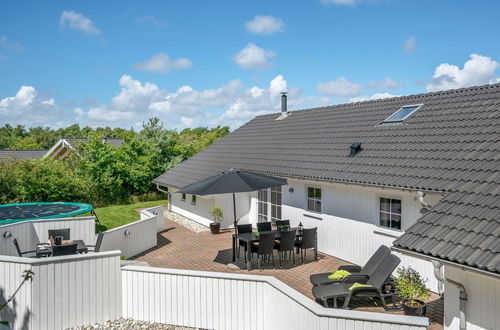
xmin=133 ymin=218 xmax=443 ymax=329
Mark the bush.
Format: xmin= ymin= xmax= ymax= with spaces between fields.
xmin=395 ymin=266 xmax=431 ymax=306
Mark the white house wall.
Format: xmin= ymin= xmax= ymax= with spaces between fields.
xmin=214 ymin=191 xmax=256 ymax=228
xmin=443 ymin=266 xmax=500 ymax=330
xmin=170 ymin=188 xmax=215 ymax=227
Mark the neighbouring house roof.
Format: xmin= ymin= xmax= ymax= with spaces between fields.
xmin=154 ymin=83 xmax=500 ymax=275
xmin=65 ymin=138 xmax=124 ymax=149
xmin=0 ymin=149 xmax=49 ymax=160
xmin=44 ymin=137 xmax=125 ymax=159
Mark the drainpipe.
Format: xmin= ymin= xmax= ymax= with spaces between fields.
xmin=156 ymin=184 xmax=172 ymax=211
xmin=431 ymin=260 xmax=467 ymax=330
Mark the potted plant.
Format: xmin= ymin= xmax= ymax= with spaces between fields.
xmin=395 ymin=266 xmax=431 ymax=316
xmin=209 ymin=206 xmax=223 ymax=234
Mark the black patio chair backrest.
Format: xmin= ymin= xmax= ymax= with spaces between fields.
xmin=12 ymin=238 xmax=23 ymax=257
xmin=275 ymin=220 xmax=290 ymax=228
xmin=367 ymin=254 xmax=401 ymax=289
xmin=257 ymin=222 xmax=272 ymax=232
xmin=237 ymin=224 xmax=253 ymax=234
xmin=361 ymin=245 xmax=392 ymax=276
xmin=94 ymin=232 xmax=104 ymax=252
xmin=277 ymin=229 xmax=295 ymax=252
xmin=48 ymin=228 xmax=70 ymax=240
xmin=300 ymin=227 xmax=317 ymax=249
xmin=52 ymin=243 xmax=78 ymax=256
xmin=257 ymin=232 xmax=276 ymax=255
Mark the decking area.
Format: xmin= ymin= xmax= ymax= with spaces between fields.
xmin=133 ymin=217 xmax=444 ymax=329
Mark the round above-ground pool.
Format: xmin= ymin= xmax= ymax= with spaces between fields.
xmin=0 ymin=202 xmax=94 ymax=225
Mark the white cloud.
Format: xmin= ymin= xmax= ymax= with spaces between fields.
xmin=60 ymin=10 xmax=100 ymax=35
xmin=234 ymin=43 xmax=275 ymax=70
xmin=404 ymin=36 xmax=416 ymax=53
xmin=0 ymin=35 xmax=24 ymax=52
xmin=367 ymin=77 xmax=401 ymax=90
xmin=316 ymin=77 xmax=362 ymax=97
xmin=135 ymin=16 xmax=165 ymax=27
xmin=245 ymin=15 xmax=285 ymax=35
xmin=349 ymin=93 xmax=397 ymax=103
xmin=134 ymin=53 xmax=192 ymax=73
xmin=321 ymin=0 xmax=357 ymax=5
xmin=426 ymin=54 xmax=499 ymax=92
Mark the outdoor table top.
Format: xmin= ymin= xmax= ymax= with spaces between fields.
xmin=235 ymin=228 xmax=303 ymax=243
xmin=36 ymin=239 xmax=88 ymax=257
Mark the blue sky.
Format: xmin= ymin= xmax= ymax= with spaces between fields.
xmin=1 ymin=0 xmax=499 ymax=129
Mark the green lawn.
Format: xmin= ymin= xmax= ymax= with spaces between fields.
xmin=94 ymin=200 xmax=167 ymax=231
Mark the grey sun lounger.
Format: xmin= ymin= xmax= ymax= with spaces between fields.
xmin=309 ymin=245 xmax=391 ymax=286
xmin=312 ymin=253 xmax=401 ymax=310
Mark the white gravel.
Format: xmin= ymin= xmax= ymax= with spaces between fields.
xmin=165 ymin=210 xmax=209 ymax=233
xmin=66 ymin=318 xmax=195 ymax=329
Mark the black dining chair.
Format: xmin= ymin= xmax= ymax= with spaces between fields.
xmin=275 ymin=220 xmax=290 ymax=228
xmin=52 ymin=243 xmax=78 ymax=256
xmin=251 ymin=232 xmax=276 ymax=270
xmin=274 ymin=229 xmax=296 ymax=267
xmin=12 ymin=238 xmax=36 ymax=257
xmin=48 ymin=228 xmax=70 ymax=240
xmin=87 ymin=232 xmax=104 ymax=252
xmin=257 ymin=222 xmax=272 ymax=232
xmin=237 ymin=224 xmax=253 ymax=262
xmin=294 ymin=227 xmax=317 ymax=263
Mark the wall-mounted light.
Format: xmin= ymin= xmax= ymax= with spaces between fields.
xmin=124 ymin=230 xmax=131 ymax=236
xmin=288 ymin=187 xmax=294 ymax=193
xmin=3 ymin=231 xmax=12 ymax=238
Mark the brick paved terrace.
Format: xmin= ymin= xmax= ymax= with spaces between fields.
xmin=133 ymin=217 xmax=443 ymax=329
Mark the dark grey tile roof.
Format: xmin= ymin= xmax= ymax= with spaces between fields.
xmin=0 ymin=149 xmax=48 ymax=160
xmin=154 ymin=83 xmax=500 ymax=274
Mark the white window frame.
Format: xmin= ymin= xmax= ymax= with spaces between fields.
xmin=379 ymin=197 xmax=402 ymax=230
xmin=307 ymin=187 xmax=322 ymax=213
xmin=257 ymin=189 xmax=268 ymax=222
xmin=270 ymin=186 xmax=282 ymax=223
xmin=383 ymin=104 xmax=423 ymax=123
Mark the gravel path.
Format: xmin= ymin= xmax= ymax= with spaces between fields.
xmin=66 ymin=318 xmax=195 ymax=329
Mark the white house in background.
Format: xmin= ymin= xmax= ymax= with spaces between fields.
xmin=154 ymin=83 xmax=500 ymax=330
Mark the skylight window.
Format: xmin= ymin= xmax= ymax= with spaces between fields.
xmin=383 ymin=104 xmax=423 ymax=123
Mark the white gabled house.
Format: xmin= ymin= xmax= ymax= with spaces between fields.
xmin=154 ymin=83 xmax=500 ymax=330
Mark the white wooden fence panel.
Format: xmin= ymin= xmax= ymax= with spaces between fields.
xmin=99 ymin=214 xmax=156 ymax=258
xmin=140 ymin=205 xmax=165 ymax=232
xmin=122 ymin=266 xmax=428 ymax=330
xmin=32 ymin=216 xmax=96 ymax=245
xmin=0 ymin=259 xmax=33 ymax=330
xmin=0 ymin=221 xmax=38 ymax=257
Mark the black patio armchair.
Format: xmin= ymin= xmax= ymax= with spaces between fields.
xmin=310 ymin=245 xmax=392 ymax=286
xmin=275 ymin=220 xmax=290 ymax=228
xmin=294 ymin=227 xmax=317 ymax=263
xmin=237 ymin=224 xmax=253 ymax=262
xmin=274 ymin=229 xmax=296 ymax=267
xmin=86 ymin=232 xmax=104 ymax=252
xmin=256 ymin=221 xmax=272 ymax=232
xmin=312 ymin=253 xmax=400 ymax=310
xmin=12 ymin=238 xmax=36 ymax=257
xmin=251 ymin=232 xmax=276 ymax=270
xmin=48 ymin=228 xmax=70 ymax=240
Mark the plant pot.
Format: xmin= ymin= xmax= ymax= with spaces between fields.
xmin=210 ymin=222 xmax=220 ymax=234
xmin=402 ymin=299 xmax=426 ymax=316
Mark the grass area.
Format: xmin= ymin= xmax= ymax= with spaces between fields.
xmin=94 ymin=200 xmax=167 ymax=231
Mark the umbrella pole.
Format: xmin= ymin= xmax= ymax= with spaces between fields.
xmin=232 ymin=192 xmax=238 ymax=262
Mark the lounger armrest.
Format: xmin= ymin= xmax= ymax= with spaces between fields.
xmin=349 ymin=286 xmax=380 ymax=295
xmin=339 ymin=265 xmax=362 ymax=273
xmin=342 ymin=274 xmax=369 ymax=284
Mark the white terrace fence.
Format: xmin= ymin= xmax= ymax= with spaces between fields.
xmin=0 ymin=251 xmax=122 ymax=330
xmin=122 ymin=266 xmax=429 ymax=330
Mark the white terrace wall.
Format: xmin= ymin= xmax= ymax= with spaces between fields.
xmin=122 ymin=266 xmax=429 ymax=330
xmin=0 ymin=251 xmax=122 ymax=330
xmin=0 ymin=216 xmax=95 ymax=257
xmin=140 ymin=205 xmax=165 ymax=232
xmin=99 ymin=211 xmax=157 ymax=258
xmin=444 ymin=266 xmax=500 ymax=330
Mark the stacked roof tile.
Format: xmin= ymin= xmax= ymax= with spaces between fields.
xmin=154 ymin=83 xmax=500 ymax=274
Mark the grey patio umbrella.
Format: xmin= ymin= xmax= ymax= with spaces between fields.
xmin=177 ymin=169 xmax=287 ymax=260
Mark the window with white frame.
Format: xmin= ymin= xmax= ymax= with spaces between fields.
xmin=270 ymin=186 xmax=282 ymax=223
xmin=307 ymin=187 xmax=321 ymax=213
xmin=379 ymin=197 xmax=401 ymax=230
xmin=181 ymin=193 xmax=186 ymax=201
xmin=191 ymin=195 xmax=197 ymax=205
xmin=257 ymin=189 xmax=268 ymax=221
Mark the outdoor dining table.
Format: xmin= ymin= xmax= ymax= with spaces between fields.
xmin=36 ymin=239 xmax=88 ymax=257
xmin=232 ymin=228 xmax=318 ymax=271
